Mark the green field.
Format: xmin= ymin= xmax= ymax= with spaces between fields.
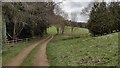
xmin=47 ymin=26 xmax=118 ymax=66
xmin=47 ymin=26 xmax=89 ymax=35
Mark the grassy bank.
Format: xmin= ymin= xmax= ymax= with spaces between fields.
xmin=47 ymin=26 xmax=118 ymax=66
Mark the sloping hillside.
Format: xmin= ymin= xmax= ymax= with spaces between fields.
xmin=47 ymin=26 xmax=118 ymax=66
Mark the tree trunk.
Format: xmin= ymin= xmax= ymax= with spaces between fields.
xmin=44 ymin=28 xmax=47 ymax=34
xmin=2 ymin=19 xmax=7 ymax=44
xmin=71 ymin=27 xmax=74 ymax=33
xmin=61 ymin=26 xmax=65 ymax=34
xmin=0 ymin=2 xmax=2 ymax=66
xmin=56 ymin=27 xmax=59 ymax=34
xmin=13 ymin=21 xmax=17 ymax=43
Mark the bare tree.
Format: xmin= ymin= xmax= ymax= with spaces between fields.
xmin=70 ymin=12 xmax=77 ymax=33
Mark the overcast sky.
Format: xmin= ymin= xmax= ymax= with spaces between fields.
xmin=54 ymin=0 xmax=120 ymax=22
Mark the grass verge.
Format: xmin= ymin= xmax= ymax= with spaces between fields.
xmin=2 ymin=38 xmax=40 ymax=65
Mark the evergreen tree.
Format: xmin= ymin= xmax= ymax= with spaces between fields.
xmin=87 ymin=1 xmax=120 ymax=36
xmin=108 ymin=2 xmax=120 ymax=32
xmin=88 ymin=2 xmax=108 ymax=36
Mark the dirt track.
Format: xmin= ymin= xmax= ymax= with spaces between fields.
xmin=4 ymin=35 xmax=53 ymax=66
xmin=33 ymin=36 xmax=53 ymax=66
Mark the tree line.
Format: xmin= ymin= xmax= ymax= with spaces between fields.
xmin=2 ymin=2 xmax=52 ymax=41
xmin=87 ymin=2 xmax=120 ymax=36
xmin=2 ymin=2 xmax=72 ymax=43
xmin=2 ymin=2 xmax=63 ymax=42
xmin=3 ymin=1 xmax=119 ymax=43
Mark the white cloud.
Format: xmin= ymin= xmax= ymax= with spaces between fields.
xmin=54 ymin=0 xmax=120 ymax=22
